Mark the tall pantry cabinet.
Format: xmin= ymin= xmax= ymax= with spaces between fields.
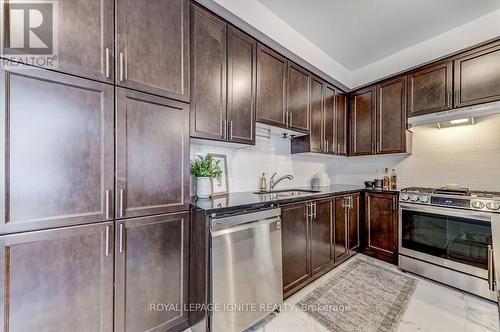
xmin=0 ymin=0 xmax=190 ymax=331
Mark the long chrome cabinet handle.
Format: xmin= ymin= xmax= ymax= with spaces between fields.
xmin=488 ymin=245 xmax=496 ymax=291
xmin=289 ymin=112 xmax=293 ymax=127
xmin=305 ymin=202 xmax=309 ymax=218
xmin=119 ymin=52 xmax=124 ymax=82
xmin=105 ymin=47 xmax=110 ymax=78
xmin=105 ymin=225 xmax=110 ymax=256
xmin=119 ymin=223 xmax=124 ymax=253
xmin=313 ymin=202 xmax=317 ymax=218
xmin=285 ymin=111 xmax=289 ymax=127
xmin=105 ymin=190 xmax=111 ymax=219
xmin=119 ymin=189 xmax=125 ymax=218
xmin=229 ymin=121 xmax=233 ymax=140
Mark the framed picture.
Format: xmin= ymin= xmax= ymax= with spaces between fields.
xmin=211 ymin=154 xmax=228 ymax=196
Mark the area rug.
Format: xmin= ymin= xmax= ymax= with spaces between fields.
xmin=298 ymin=258 xmax=417 ymax=332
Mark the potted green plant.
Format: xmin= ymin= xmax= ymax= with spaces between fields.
xmin=190 ymin=154 xmax=223 ymax=198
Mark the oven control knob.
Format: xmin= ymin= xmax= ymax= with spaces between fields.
xmin=400 ymin=193 xmax=409 ymax=201
xmin=419 ymin=195 xmax=430 ymax=203
xmin=486 ymin=201 xmax=500 ymax=210
xmin=410 ymin=194 xmax=419 ymax=202
xmin=471 ymin=200 xmax=485 ymax=209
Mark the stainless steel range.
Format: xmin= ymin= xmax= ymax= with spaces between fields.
xmin=398 ymin=186 xmax=500 ymax=304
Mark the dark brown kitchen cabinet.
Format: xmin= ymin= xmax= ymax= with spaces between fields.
xmin=335 ymin=93 xmax=348 ymax=155
xmin=226 ymin=27 xmax=257 ymax=144
xmin=348 ymin=194 xmax=360 ymax=251
xmin=190 ymin=4 xmax=227 ymax=141
xmin=116 ymin=0 xmax=189 ymax=101
xmin=307 ymin=77 xmax=324 ymax=153
xmin=350 ymin=86 xmax=376 ymax=156
xmin=334 ymin=197 xmax=349 ymax=262
xmin=407 ymin=61 xmax=453 ymax=117
xmin=281 ymin=202 xmax=310 ymax=297
xmin=115 ymin=212 xmax=189 ymax=332
xmin=323 ymin=84 xmax=336 ymax=154
xmin=310 ymin=199 xmax=334 ymax=275
xmin=2 ymin=0 xmax=114 ymax=82
xmin=256 ymin=44 xmax=287 ymax=128
xmin=454 ymin=41 xmax=500 ymax=108
xmin=365 ymin=192 xmax=398 ymax=264
xmin=376 ymin=77 xmax=407 ymax=154
xmin=115 ymin=88 xmax=189 ymax=219
xmin=0 ymin=222 xmax=114 ymax=331
xmin=0 ymin=66 xmax=114 ymax=235
xmin=287 ymin=63 xmax=311 ymax=133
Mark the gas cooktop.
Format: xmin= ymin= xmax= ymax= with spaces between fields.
xmin=400 ymin=186 xmax=500 ymax=212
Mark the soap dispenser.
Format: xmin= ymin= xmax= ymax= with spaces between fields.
xmin=260 ymin=173 xmax=267 ymax=192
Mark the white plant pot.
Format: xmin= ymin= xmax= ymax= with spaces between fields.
xmin=196 ymin=177 xmax=212 ymax=198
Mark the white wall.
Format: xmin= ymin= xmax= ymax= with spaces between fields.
xmin=330 ymin=114 xmax=500 ymax=191
xmin=190 ymin=135 xmax=338 ymax=193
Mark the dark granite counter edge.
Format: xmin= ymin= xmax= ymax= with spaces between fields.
xmin=191 ymin=187 xmax=399 ymax=214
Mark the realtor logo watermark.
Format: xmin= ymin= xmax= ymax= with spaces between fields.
xmin=1 ymin=0 xmax=58 ymax=68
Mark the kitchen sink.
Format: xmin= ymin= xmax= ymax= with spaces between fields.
xmin=253 ymin=189 xmax=321 ymax=198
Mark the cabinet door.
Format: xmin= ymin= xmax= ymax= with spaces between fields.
xmin=377 ymin=77 xmax=407 ymax=154
xmin=0 ymin=222 xmax=114 ymax=331
xmin=407 ymin=61 xmax=452 ymax=116
xmin=227 ymin=26 xmax=257 ymax=145
xmin=454 ymin=41 xmax=500 ymax=108
xmin=311 ymin=199 xmax=333 ymax=274
xmin=323 ymin=84 xmax=336 ymax=154
xmin=334 ymin=197 xmax=349 ymax=262
xmin=256 ymin=44 xmax=287 ymax=128
xmin=350 ymin=86 xmax=375 ymax=156
xmin=116 ymin=88 xmax=189 ymax=219
xmin=115 ymin=212 xmax=189 ymax=332
xmin=0 ymin=67 xmax=114 ymax=234
xmin=281 ymin=202 xmax=310 ymax=297
xmin=366 ymin=193 xmax=398 ymax=256
xmin=336 ymin=93 xmax=348 ymax=155
xmin=348 ymin=194 xmax=360 ymax=251
xmin=116 ymin=0 xmax=189 ymax=101
xmin=287 ymin=63 xmax=310 ymax=133
xmin=309 ymin=77 xmax=324 ymax=153
xmin=190 ymin=4 xmax=227 ymax=141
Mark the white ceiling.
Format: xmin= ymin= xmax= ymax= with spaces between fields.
xmin=257 ymin=0 xmax=500 ymax=71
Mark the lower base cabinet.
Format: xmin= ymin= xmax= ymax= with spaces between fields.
xmin=281 ymin=195 xmax=359 ymax=298
xmin=364 ymin=192 xmax=398 ymax=264
xmin=0 ymin=222 xmax=114 ymax=331
xmin=115 ymin=212 xmax=190 ymax=332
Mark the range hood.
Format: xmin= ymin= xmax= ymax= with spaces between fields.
xmin=408 ymin=100 xmax=500 ymax=127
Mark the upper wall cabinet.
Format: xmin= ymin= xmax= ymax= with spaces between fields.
xmin=377 ymin=77 xmax=407 ymax=154
xmin=454 ymin=41 xmax=500 ymax=108
xmin=116 ymin=0 xmax=189 ymax=101
xmin=323 ymin=84 xmax=336 ymax=154
xmin=335 ymin=93 xmax=348 ymax=155
xmin=226 ymin=27 xmax=257 ymax=144
xmin=350 ymin=86 xmax=376 ymax=156
xmin=2 ymin=0 xmax=114 ymax=83
xmin=407 ymin=61 xmax=453 ymax=117
xmin=190 ymin=5 xmax=256 ymax=145
xmin=287 ymin=63 xmax=311 ymax=133
xmin=256 ymin=44 xmax=288 ymax=128
xmin=190 ymin=5 xmax=227 ymax=141
xmin=0 ymin=67 xmax=114 ymax=235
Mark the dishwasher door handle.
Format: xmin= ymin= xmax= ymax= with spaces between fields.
xmin=211 ymin=216 xmax=281 ymax=238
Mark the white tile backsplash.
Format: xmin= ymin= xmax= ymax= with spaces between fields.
xmin=190 ymin=114 xmax=500 ymax=193
xmin=190 ymin=134 xmax=333 ymax=193
xmin=331 ymin=114 xmax=500 ymax=191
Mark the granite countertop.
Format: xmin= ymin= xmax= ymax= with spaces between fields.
xmin=190 ymin=184 xmax=400 ymax=214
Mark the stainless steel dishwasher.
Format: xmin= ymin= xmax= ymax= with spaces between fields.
xmin=210 ymin=207 xmax=282 ymax=332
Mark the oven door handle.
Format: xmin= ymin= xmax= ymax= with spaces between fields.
xmin=399 ymin=203 xmax=492 ymax=222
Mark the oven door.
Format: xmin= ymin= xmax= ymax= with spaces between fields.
xmin=399 ymin=203 xmax=492 ymax=280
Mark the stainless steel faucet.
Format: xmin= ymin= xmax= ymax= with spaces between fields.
xmin=269 ymin=173 xmax=294 ymax=190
